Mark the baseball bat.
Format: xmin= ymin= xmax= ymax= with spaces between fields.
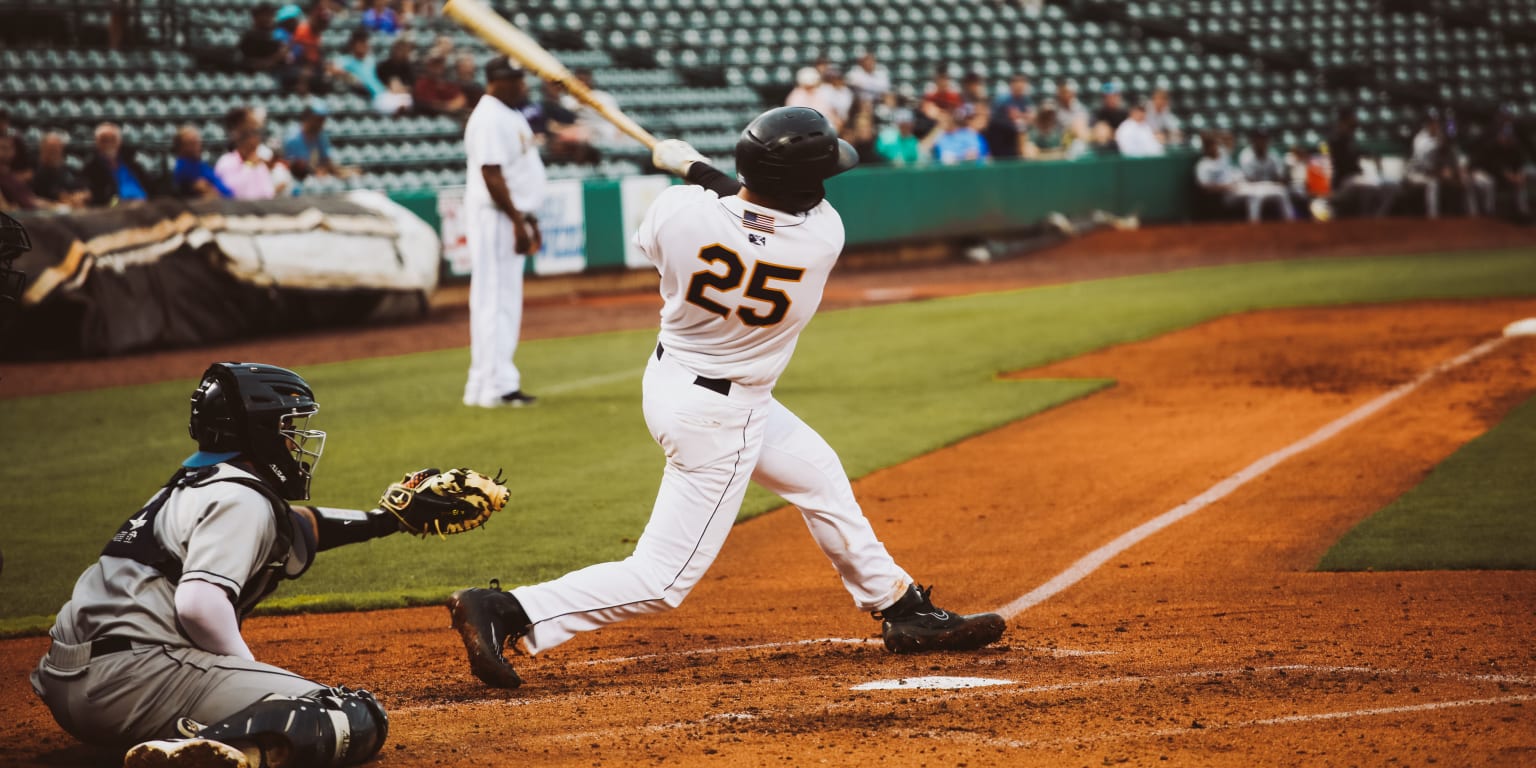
xmin=442 ymin=0 xmax=660 ymax=150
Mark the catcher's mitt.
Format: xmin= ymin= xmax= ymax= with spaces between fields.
xmin=380 ymin=468 xmax=508 ymax=538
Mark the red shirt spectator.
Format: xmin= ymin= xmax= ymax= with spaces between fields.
xmin=413 ymin=55 xmax=468 ymax=116
xmin=924 ymin=72 xmax=963 ymax=113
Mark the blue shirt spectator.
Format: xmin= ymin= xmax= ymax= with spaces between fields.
xmin=283 ymin=104 xmax=337 ymax=180
xmin=336 ymin=31 xmax=387 ymax=99
xmin=83 ymin=122 xmax=153 ymax=206
xmin=170 ymin=126 xmax=233 ymax=199
xmin=362 ymin=1 xmax=400 ymax=35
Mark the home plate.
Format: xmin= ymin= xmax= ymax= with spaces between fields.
xmin=1505 ymin=318 xmax=1536 ymax=337
xmin=852 ymin=676 xmax=1015 ymax=691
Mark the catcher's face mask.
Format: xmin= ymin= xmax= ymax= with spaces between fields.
xmin=280 ymin=408 xmax=326 ymax=492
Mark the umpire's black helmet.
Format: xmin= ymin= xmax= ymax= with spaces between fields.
xmin=190 ymin=362 xmax=326 ymax=500
xmin=735 ymin=106 xmax=859 ymax=213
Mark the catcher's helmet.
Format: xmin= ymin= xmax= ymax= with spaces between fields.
xmin=0 ymin=212 xmax=29 ymax=332
xmin=190 ymin=362 xmax=326 ymax=500
xmin=735 ymin=106 xmax=859 ymax=213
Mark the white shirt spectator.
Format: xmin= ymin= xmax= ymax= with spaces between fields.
xmin=1238 ymin=146 xmax=1288 ymax=183
xmin=1115 ymin=116 xmax=1165 ymax=157
xmin=845 ymin=60 xmax=891 ymax=105
xmin=819 ymin=81 xmax=855 ymax=126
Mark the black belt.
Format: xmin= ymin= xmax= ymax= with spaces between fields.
xmin=655 ymin=343 xmax=732 ymax=396
xmin=91 ymin=636 xmax=133 ymax=658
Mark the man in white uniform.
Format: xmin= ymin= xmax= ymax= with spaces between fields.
xmin=462 ymin=56 xmax=546 ymax=409
xmin=447 ymin=107 xmax=1006 ymax=689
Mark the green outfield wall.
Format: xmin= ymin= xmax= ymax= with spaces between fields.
xmin=392 ymin=152 xmax=1198 ymax=278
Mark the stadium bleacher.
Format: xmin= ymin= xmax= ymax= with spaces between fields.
xmin=1 ymin=0 xmax=1533 ymax=198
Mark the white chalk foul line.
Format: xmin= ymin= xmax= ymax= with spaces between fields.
xmin=976 ymin=694 xmax=1536 ymax=750
xmin=996 ymin=335 xmax=1511 ymax=619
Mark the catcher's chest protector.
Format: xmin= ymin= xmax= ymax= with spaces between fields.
xmin=100 ymin=466 xmax=301 ymax=615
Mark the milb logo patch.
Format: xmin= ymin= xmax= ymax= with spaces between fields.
xmin=748 ymin=233 xmax=767 ymax=246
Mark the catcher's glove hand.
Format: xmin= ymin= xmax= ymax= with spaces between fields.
xmin=379 ymin=468 xmax=509 ymax=538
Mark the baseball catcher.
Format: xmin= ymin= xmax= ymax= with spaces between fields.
xmin=30 ymin=362 xmax=507 ymax=768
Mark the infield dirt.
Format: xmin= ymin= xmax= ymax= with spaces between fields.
xmin=3 ymin=218 xmax=1535 ymax=767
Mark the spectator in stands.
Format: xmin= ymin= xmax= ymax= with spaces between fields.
xmin=1114 ymin=102 xmax=1165 ymax=157
xmin=336 ymin=29 xmax=412 ymax=115
xmin=924 ymin=71 xmax=963 ymax=113
xmin=215 ymin=129 xmax=277 ymax=200
xmin=283 ymin=103 xmax=344 ymax=181
xmin=413 ymin=54 xmax=469 ymax=118
xmin=994 ymin=75 xmax=1034 ymax=116
xmin=535 ymin=80 xmax=599 ymax=164
xmin=171 ymin=125 xmax=233 ymax=200
xmin=1195 ymin=132 xmax=1294 ymax=222
xmin=83 ymin=123 xmax=152 ymax=207
xmin=843 ymin=104 xmax=881 ymax=166
xmin=273 ymin=3 xmax=302 ymax=45
xmin=1023 ymin=100 xmax=1068 ymax=159
xmin=1473 ymin=116 xmax=1532 ymax=220
xmin=846 ymin=52 xmax=890 ymax=107
xmin=1326 ymin=108 xmax=1397 ymax=217
xmin=819 ymin=66 xmax=855 ymax=128
xmin=569 ymin=68 xmax=622 ymax=145
xmin=361 ymin=0 xmax=400 ymax=34
xmin=1407 ymin=114 xmax=1486 ymax=218
xmin=291 ymin=2 xmax=331 ymax=71
xmin=1092 ymin=82 xmax=1129 ymax=130
xmin=875 ymin=108 xmax=922 ymax=165
xmin=984 ymin=96 xmax=1025 ymax=160
xmin=924 ymin=105 xmax=988 ymax=165
xmin=0 ymin=136 xmax=42 ymax=211
xmin=959 ymin=72 xmax=989 ymax=108
xmin=240 ymin=3 xmax=289 ymax=74
xmin=1237 ymin=129 xmax=1286 ymax=183
xmin=30 ymin=132 xmax=90 ymax=208
xmin=786 ymin=68 xmax=840 ymax=130
xmin=0 ymin=110 xmax=34 ymax=185
xmin=1054 ymin=79 xmax=1091 ymax=142
xmin=1145 ymin=87 xmax=1183 ymax=145
xmin=454 ymin=54 xmax=485 ymax=107
xmin=1085 ymin=120 xmax=1119 ymax=157
xmin=376 ymin=38 xmax=418 ymax=90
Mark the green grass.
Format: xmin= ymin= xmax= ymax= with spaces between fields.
xmin=3 ymin=249 xmax=1534 ymax=634
xmin=1318 ymin=391 xmax=1536 ymax=571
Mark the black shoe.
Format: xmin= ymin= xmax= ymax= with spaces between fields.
xmin=873 ymin=584 xmax=1006 ymax=654
xmin=447 ymin=583 xmax=531 ymax=688
xmin=499 ymin=390 xmax=538 ymax=407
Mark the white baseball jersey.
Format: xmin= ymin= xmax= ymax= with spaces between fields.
xmin=510 ymin=181 xmax=910 ymax=655
xmin=463 ymin=95 xmax=547 ymax=212
xmin=633 ymin=185 xmax=844 ymax=388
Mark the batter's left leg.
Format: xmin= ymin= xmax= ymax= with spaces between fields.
xmin=752 ymin=399 xmax=911 ymax=612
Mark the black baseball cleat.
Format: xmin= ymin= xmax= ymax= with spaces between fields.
xmin=498 ymin=390 xmax=538 ymax=407
xmin=447 ymin=583 xmax=532 ymax=689
xmin=874 ymin=584 xmax=1006 ymax=654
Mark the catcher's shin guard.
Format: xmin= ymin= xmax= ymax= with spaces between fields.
xmin=448 ymin=584 xmax=530 ymax=689
xmin=873 ymin=584 xmax=1006 ymax=654
xmin=196 ymin=687 xmax=388 ymax=767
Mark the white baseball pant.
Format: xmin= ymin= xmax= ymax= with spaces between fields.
xmin=463 ymin=204 xmax=526 ymax=407
xmin=512 ymin=346 xmax=912 ymax=653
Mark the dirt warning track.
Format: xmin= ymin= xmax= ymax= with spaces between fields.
xmin=6 ymin=296 xmax=1535 ymax=768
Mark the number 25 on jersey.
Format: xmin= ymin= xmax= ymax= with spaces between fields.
xmin=685 ymin=244 xmax=804 ymax=327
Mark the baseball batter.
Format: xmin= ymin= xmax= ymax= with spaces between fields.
xmin=449 ymin=107 xmax=1006 ymax=689
xmin=462 ymin=55 xmax=545 ymax=409
xmin=31 ymin=362 xmax=504 ymax=768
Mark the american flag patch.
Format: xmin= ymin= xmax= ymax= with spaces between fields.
xmin=742 ymin=210 xmax=775 ymax=234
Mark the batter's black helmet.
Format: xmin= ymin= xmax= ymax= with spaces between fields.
xmin=735 ymin=106 xmax=859 ymax=213
xmin=0 ymin=212 xmax=29 ymax=334
xmin=190 ymin=362 xmax=326 ymax=500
